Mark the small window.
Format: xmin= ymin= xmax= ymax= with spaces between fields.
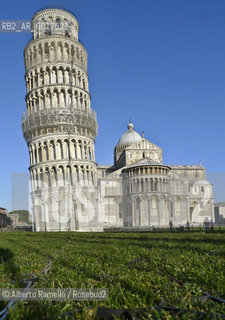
xmin=143 ymin=153 xmax=145 ymax=158
xmin=65 ymin=30 xmax=70 ymax=38
xmin=201 ymin=186 xmax=204 ymax=192
xmin=55 ymin=18 xmax=60 ymax=29
xmin=45 ymin=24 xmax=51 ymax=35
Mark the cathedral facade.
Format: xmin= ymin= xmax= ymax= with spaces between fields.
xmin=22 ymin=8 xmax=214 ymax=231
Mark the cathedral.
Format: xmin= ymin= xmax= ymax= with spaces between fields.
xmin=22 ymin=8 xmax=214 ymax=231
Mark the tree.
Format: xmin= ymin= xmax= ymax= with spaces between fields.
xmin=8 ymin=210 xmax=32 ymax=225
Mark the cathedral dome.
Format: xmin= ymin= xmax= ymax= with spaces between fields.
xmin=117 ymin=121 xmax=142 ymax=146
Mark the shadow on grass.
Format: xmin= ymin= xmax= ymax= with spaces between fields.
xmin=0 ymin=248 xmax=24 ymax=311
xmin=0 ymin=247 xmax=23 ymax=282
xmin=0 ymin=248 xmax=13 ymax=264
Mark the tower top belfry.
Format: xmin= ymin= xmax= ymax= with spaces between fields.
xmin=31 ymin=8 xmax=79 ymax=41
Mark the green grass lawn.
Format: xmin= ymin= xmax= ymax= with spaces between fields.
xmin=0 ymin=231 xmax=225 ymax=319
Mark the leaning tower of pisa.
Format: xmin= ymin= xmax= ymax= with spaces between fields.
xmin=22 ymin=8 xmax=102 ymax=232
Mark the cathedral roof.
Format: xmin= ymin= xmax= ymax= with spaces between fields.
xmin=125 ymin=157 xmax=171 ymax=169
xmin=117 ymin=121 xmax=142 ymax=146
xmin=214 ymin=202 xmax=225 ymax=207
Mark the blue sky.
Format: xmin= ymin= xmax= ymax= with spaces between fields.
xmin=0 ymin=0 xmax=225 ymax=210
